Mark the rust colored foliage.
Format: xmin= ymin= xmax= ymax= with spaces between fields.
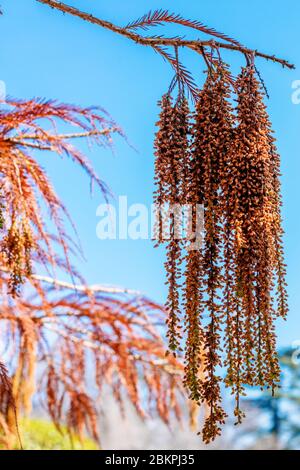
xmin=0 ymin=275 xmax=183 ymax=447
xmin=0 ymin=97 xmax=184 ymax=448
xmin=0 ymin=98 xmax=122 ymax=294
xmin=154 ymin=64 xmax=288 ymax=443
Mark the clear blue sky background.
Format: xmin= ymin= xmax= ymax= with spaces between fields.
xmin=1 ymin=0 xmax=299 ymax=347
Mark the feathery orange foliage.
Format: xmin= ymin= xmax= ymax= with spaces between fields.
xmin=0 ymin=273 xmax=184 ymax=447
xmin=0 ymin=98 xmax=122 ymax=293
xmin=0 ymin=97 xmax=184 ymax=448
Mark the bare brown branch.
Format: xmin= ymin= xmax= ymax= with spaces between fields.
xmin=36 ymin=0 xmax=294 ymax=69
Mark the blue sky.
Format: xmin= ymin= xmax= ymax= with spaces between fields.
xmin=1 ymin=0 xmax=300 ymax=347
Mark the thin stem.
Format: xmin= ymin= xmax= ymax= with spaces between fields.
xmin=36 ymin=0 xmax=294 ymax=69
xmin=11 ymin=128 xmax=118 ymax=141
xmin=0 ymin=266 xmax=140 ymax=295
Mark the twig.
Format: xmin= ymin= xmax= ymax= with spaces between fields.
xmin=43 ymin=324 xmax=181 ymax=374
xmin=9 ymin=141 xmax=53 ymax=151
xmin=11 ymin=128 xmax=118 ymax=141
xmin=0 ymin=267 xmax=141 ymax=295
xmin=36 ymin=0 xmax=295 ymax=69
xmin=32 ymin=274 xmax=141 ymax=295
xmin=7 ymin=128 xmax=118 ymax=151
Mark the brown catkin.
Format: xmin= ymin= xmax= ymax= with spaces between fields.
xmin=1 ymin=220 xmax=33 ymax=296
xmin=193 ymin=66 xmax=234 ymax=442
xmin=154 ymin=94 xmax=191 ymax=353
xmin=232 ymin=66 xmax=286 ymax=392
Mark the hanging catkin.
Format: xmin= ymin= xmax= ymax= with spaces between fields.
xmin=154 ymin=94 xmax=191 ymax=353
xmin=2 ymin=219 xmax=33 ymax=295
xmin=183 ymin=97 xmax=205 ymax=404
xmin=192 ymin=66 xmax=235 ymax=442
xmin=231 ymin=66 xmax=288 ymax=392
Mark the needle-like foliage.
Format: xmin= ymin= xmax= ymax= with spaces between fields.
xmin=0 ymin=273 xmax=184 ymax=448
xmin=0 ymin=98 xmax=122 ymax=294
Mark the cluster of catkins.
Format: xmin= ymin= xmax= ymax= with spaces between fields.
xmin=154 ymin=64 xmax=288 ymax=443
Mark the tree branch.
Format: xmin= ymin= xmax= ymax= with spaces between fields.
xmin=31 ymin=274 xmax=141 ymax=295
xmin=36 ymin=0 xmax=295 ymax=69
xmin=8 ymin=128 xmax=118 ymax=150
xmin=42 ymin=324 xmax=181 ymax=374
xmin=0 ymin=266 xmax=140 ymax=295
xmin=11 ymin=128 xmax=119 ymax=141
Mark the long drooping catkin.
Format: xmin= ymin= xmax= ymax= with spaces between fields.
xmin=233 ymin=66 xmax=288 ymax=391
xmin=192 ymin=67 xmax=234 ymax=442
xmin=154 ymin=94 xmax=191 ymax=353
